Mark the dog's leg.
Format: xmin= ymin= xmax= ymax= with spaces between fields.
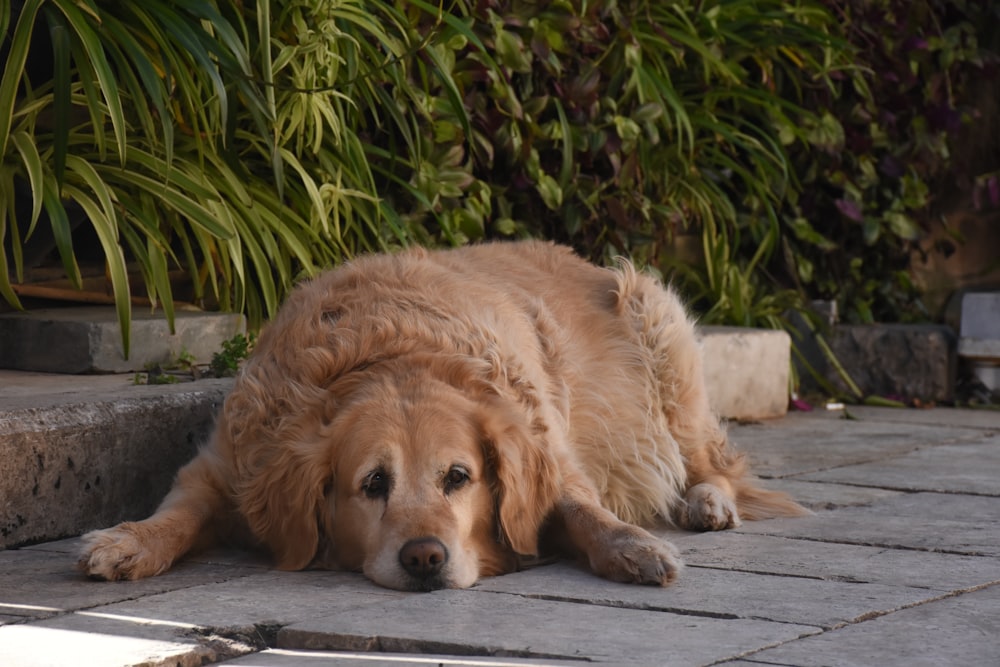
xmin=553 ymin=475 xmax=682 ymax=586
xmin=617 ymin=271 xmax=807 ymax=529
xmin=78 ymin=450 xmax=229 ymax=580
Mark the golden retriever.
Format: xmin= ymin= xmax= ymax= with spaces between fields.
xmin=78 ymin=241 xmax=805 ymax=591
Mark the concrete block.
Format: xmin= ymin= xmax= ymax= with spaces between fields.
xmin=82 ymin=570 xmax=405 ymax=631
xmin=698 ymin=326 xmax=790 ymax=420
xmin=800 ymin=324 xmax=957 ymax=402
xmin=754 ymin=478 xmax=904 ymax=512
xmin=0 ymin=306 xmax=245 ymax=373
xmin=958 ymin=291 xmax=1000 ymax=340
xmin=0 ymin=378 xmax=232 ymax=548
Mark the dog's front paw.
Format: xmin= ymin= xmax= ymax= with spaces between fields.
xmin=588 ymin=525 xmax=683 ymax=586
xmin=681 ymin=482 xmax=741 ymax=531
xmin=77 ymin=524 xmax=171 ymax=581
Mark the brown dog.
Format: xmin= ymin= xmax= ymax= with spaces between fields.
xmin=78 ymin=241 xmax=805 ymax=591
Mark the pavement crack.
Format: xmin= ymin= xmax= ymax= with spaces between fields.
xmin=687 ymin=564 xmax=830 ymax=581
xmin=192 ymin=621 xmax=283 ymax=652
xmin=476 ymin=588 xmax=745 ymax=619
xmin=739 ymin=532 xmax=992 ymax=557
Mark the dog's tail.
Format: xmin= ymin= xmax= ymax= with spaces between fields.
xmin=736 ymin=480 xmax=813 ymax=521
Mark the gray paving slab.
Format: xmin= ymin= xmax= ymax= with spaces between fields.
xmin=475 ymin=560 xmax=940 ymax=630
xmin=2 ymin=404 xmax=1000 ymax=667
xmin=735 ymin=492 xmax=1000 ymax=556
xmin=277 ymin=589 xmax=820 ymax=666
xmin=728 ymin=411 xmax=987 ymax=477
xmin=843 ymin=405 xmax=1000 ymax=430
xmin=797 ymin=438 xmax=1000 ymax=495
xmin=678 ymin=531 xmax=1000 ymax=590
xmin=0 ymin=544 xmax=265 ymax=624
xmin=77 ymin=570 xmax=407 ymax=631
xmin=741 ymin=583 xmax=1000 ymax=667
xmin=0 ymin=610 xmax=257 ymax=667
xmin=756 ymin=477 xmax=904 ymax=511
xmin=225 ymin=648 xmax=590 ymax=666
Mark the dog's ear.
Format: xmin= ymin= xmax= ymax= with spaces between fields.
xmin=478 ymin=398 xmax=561 ymax=556
xmin=234 ymin=439 xmax=330 ymax=571
xmin=219 ymin=366 xmax=338 ymax=571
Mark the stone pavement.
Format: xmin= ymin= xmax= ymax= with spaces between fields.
xmin=1 ymin=405 xmax=998 ymax=666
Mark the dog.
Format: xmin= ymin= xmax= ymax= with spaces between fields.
xmin=78 ymin=241 xmax=806 ymax=591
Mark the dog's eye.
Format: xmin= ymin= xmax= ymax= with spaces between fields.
xmin=362 ymin=469 xmax=390 ymax=499
xmin=443 ymin=466 xmax=470 ymax=494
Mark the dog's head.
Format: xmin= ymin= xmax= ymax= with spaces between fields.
xmin=230 ymin=356 xmax=560 ymax=591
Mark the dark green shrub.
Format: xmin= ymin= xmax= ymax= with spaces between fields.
xmin=769 ymin=0 xmax=1000 ymax=324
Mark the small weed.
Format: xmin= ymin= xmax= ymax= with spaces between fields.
xmin=209 ymin=333 xmax=256 ymax=378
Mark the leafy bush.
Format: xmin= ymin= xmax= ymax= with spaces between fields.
xmin=361 ymin=0 xmax=851 ymax=334
xmin=774 ymin=0 xmax=1000 ymax=324
xmin=2 ymin=0 xmax=997 ymax=358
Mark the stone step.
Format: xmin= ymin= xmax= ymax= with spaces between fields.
xmin=0 ymin=307 xmax=245 ymax=373
xmin=0 ymin=373 xmax=232 ymax=549
xmin=0 ymin=326 xmax=787 ymax=549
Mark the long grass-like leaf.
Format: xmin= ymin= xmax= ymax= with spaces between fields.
xmin=11 ymin=132 xmax=44 ymax=232
xmin=0 ymin=0 xmax=43 ymax=158
xmin=95 ymin=165 xmax=234 ymax=239
xmin=62 ymin=184 xmax=132 ymax=358
xmin=41 ymin=178 xmax=83 ymax=288
xmin=44 ymin=6 xmax=72 ymax=186
xmin=53 ymin=0 xmax=128 ymax=165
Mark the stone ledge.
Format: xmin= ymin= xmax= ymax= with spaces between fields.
xmin=698 ymin=326 xmax=790 ymax=421
xmin=0 ymin=306 xmax=245 ymax=373
xmin=0 ymin=374 xmax=232 ymax=549
xmin=797 ymin=323 xmax=957 ymax=403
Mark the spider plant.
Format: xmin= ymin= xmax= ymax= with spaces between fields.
xmin=0 ymin=0 xmax=470 ymax=356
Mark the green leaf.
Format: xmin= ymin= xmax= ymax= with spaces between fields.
xmin=63 ymin=184 xmax=132 ymax=358
xmin=0 ymin=0 xmax=42 ymax=158
xmin=10 ymin=132 xmax=44 ymax=233
xmin=41 ymin=178 xmax=82 ymax=289
xmin=44 ymin=6 xmax=72 ymax=186
xmin=884 ymin=211 xmax=920 ymax=241
xmin=53 ymin=0 xmax=128 ymax=165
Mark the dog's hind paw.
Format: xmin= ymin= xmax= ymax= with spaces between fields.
xmin=77 ymin=524 xmax=170 ymax=581
xmin=680 ymin=482 xmax=741 ymax=531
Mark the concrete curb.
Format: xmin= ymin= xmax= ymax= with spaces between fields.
xmin=0 ymin=375 xmax=232 ymax=549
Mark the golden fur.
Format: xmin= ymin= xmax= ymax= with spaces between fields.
xmin=78 ymin=241 xmax=806 ymax=590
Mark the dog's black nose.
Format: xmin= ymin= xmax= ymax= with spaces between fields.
xmin=399 ymin=537 xmax=448 ymax=579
